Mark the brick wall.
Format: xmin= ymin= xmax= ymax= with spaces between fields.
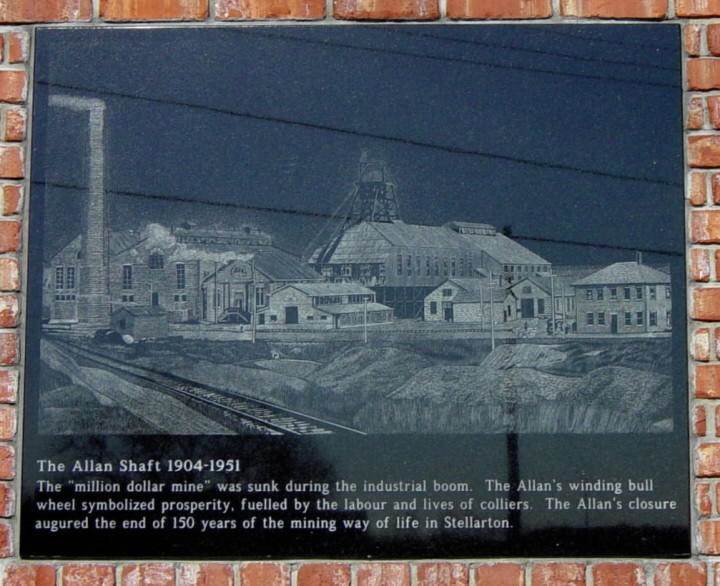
xmin=0 ymin=0 xmax=716 ymax=584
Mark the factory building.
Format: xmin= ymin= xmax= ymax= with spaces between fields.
xmin=572 ymin=261 xmax=671 ymax=335
xmin=258 ymin=282 xmax=393 ymax=329
xmin=424 ymin=277 xmax=504 ymax=324
xmin=310 ymin=220 xmax=550 ymax=319
xmin=44 ymin=223 xmax=318 ymax=328
xmin=503 ymin=276 xmax=576 ymax=324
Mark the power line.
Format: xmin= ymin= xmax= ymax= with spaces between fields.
xmin=236 ymin=29 xmax=679 ymax=90
xmin=31 ymin=179 xmax=682 ymax=256
xmin=386 ymin=28 xmax=680 ymax=72
xmin=38 ymin=80 xmax=682 ymax=188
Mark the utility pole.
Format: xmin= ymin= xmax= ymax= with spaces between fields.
xmin=363 ymin=296 xmax=368 ymax=344
xmin=550 ymin=272 xmax=556 ymax=337
xmin=251 ymin=258 xmax=257 ymax=344
xmin=489 ymin=274 xmax=496 ymax=351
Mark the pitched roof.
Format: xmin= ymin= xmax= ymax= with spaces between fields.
xmin=572 ymin=262 xmax=671 ymax=286
xmin=436 ymin=278 xmax=504 ymax=303
xmin=319 ymin=220 xmax=550 ymax=267
xmin=282 ymin=282 xmax=376 ymax=296
xmin=318 ymin=302 xmax=392 ymax=315
xmin=253 ymin=248 xmax=321 ymax=281
xmin=113 ymin=306 xmax=167 ymax=317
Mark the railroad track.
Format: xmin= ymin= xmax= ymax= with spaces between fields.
xmin=53 ymin=339 xmax=366 ymax=437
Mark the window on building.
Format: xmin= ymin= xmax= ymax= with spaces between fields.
xmin=256 ymin=287 xmax=265 ymax=307
xmin=215 ymin=290 xmax=222 ymax=308
xmin=586 ymin=313 xmax=594 ymax=325
xmin=637 ymin=312 xmax=644 ymax=325
xmin=406 ymin=255 xmax=412 ymax=276
xmin=430 ymin=301 xmax=437 ymax=315
xmin=650 ymin=312 xmax=657 ymax=326
xmin=451 ymin=260 xmax=456 ymax=276
xmin=598 ymin=312 xmax=605 ymax=325
xmin=538 ymin=299 xmax=545 ymax=314
xmin=665 ymin=286 xmax=671 ymax=298
xmin=596 ymin=288 xmax=604 ymax=300
xmin=270 ymin=315 xmax=277 ymax=322
xmin=585 ymin=289 xmax=593 ymax=300
xmin=442 ymin=259 xmax=448 ymax=276
xmin=649 ymin=286 xmax=656 ymax=300
xmin=434 ymin=257 xmax=439 ymax=276
xmin=610 ymin=287 xmax=617 ymax=300
xmin=176 ymin=263 xmax=185 ymax=290
xmin=523 ymin=286 xmax=532 ymax=294
xmin=55 ymin=266 xmax=64 ymax=290
xmin=122 ymin=265 xmax=133 ymax=290
xmin=149 ymin=253 xmax=164 ymax=269
xmin=625 ymin=312 xmax=631 ymax=325
xmin=66 ymin=267 xmax=75 ymax=289
xmin=416 ymin=256 xmax=421 ymax=276
xmin=426 ymin=258 xmax=431 ymax=276
xmin=122 ymin=294 xmax=134 ymax=303
xmin=624 ymin=287 xmax=631 ymax=300
xmin=341 ymin=265 xmax=352 ymax=277
xmin=666 ymin=311 xmax=671 ymax=326
xmin=460 ymin=258 xmax=466 ymax=276
xmin=442 ymin=289 xmax=452 ymax=297
xmin=397 ymin=254 xmax=402 ymax=276
xmin=636 ymin=286 xmax=643 ymax=299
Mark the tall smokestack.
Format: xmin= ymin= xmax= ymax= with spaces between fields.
xmin=51 ymin=96 xmax=111 ymax=327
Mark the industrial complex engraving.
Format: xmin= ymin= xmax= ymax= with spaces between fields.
xmin=40 ymin=149 xmax=674 ymax=435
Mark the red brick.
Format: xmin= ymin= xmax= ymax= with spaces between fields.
xmin=0 ymin=295 xmax=18 ymax=328
xmin=0 ymin=444 xmax=14 ymax=479
xmin=0 ymin=521 xmax=12 ymax=557
xmin=178 ymin=564 xmax=232 ymax=586
xmin=710 ymin=25 xmax=720 ymax=56
xmin=4 ymin=564 xmax=56 ymax=586
xmin=100 ymin=0 xmax=208 ymax=21
xmin=700 ymin=521 xmax=720 ymax=554
xmin=0 ymin=478 xmax=10 ymax=513
xmin=0 ymin=220 xmax=20 ymax=252
xmin=0 ymin=406 xmax=15 ymax=440
xmin=531 ymin=563 xmax=585 ymax=586
xmin=679 ymin=0 xmax=720 ymax=17
xmin=709 ymin=97 xmax=720 ymax=129
xmin=3 ymin=184 xmax=21 ymax=216
xmin=697 ymin=364 xmax=720 ymax=397
xmin=216 ymin=0 xmax=325 ymax=19
xmin=0 ymin=258 xmax=19 ymax=291
xmin=0 ymin=147 xmax=23 ymax=179
xmin=241 ymin=563 xmax=290 ymax=586
xmin=689 ymin=172 xmax=707 ymax=205
xmin=0 ymin=0 xmax=91 ymax=22
xmin=689 ymin=135 xmax=720 ymax=167
xmin=121 ymin=564 xmax=174 ymax=586
xmin=697 ymin=442 xmax=720 ymax=475
xmin=447 ymin=0 xmax=550 ymax=19
xmin=654 ymin=562 xmax=706 ymax=585
xmin=689 ymin=60 xmax=720 ymax=90
xmin=593 ymin=563 xmax=644 ymax=586
xmin=7 ymin=32 xmax=28 ymax=63
xmin=296 ymin=564 xmax=349 ymax=586
xmin=685 ymin=24 xmax=702 ymax=56
xmin=0 ymin=369 xmax=16 ymax=403
xmin=692 ymin=211 xmax=720 ymax=243
xmin=694 ymin=288 xmax=720 ymax=321
xmin=698 ymin=482 xmax=713 ymax=515
xmin=63 ymin=565 xmax=116 ymax=586
xmin=688 ymin=97 xmax=705 ymax=129
xmin=695 ymin=328 xmax=711 ymax=361
xmin=416 ymin=563 xmax=469 ymax=586
xmin=356 ymin=564 xmax=410 ymax=586
xmin=691 ymin=248 xmax=711 ymax=281
xmin=0 ymin=481 xmax=12 ymax=517
xmin=560 ymin=0 xmax=666 ymax=19
xmin=0 ymin=71 xmax=26 ymax=103
xmin=695 ymin=405 xmax=708 ymax=435
xmin=4 ymin=108 xmax=25 ymax=142
xmin=475 ymin=563 xmax=524 ymax=586
xmin=0 ymin=332 xmax=18 ymax=366
xmin=333 ymin=0 xmax=439 ymax=20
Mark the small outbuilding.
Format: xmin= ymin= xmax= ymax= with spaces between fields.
xmin=111 ymin=306 xmax=169 ymax=340
xmin=424 ymin=278 xmax=504 ymax=323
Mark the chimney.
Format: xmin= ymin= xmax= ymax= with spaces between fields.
xmin=636 ymin=251 xmax=643 ymax=265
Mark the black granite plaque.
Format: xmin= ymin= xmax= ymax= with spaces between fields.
xmin=21 ymin=24 xmax=689 ymax=559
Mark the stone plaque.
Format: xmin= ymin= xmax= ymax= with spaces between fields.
xmin=21 ymin=25 xmax=689 ymax=558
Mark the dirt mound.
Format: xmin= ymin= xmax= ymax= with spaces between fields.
xmin=481 ymin=344 xmax=568 ymax=371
